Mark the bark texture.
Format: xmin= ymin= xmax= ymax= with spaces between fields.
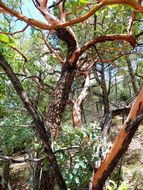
xmin=44 ymin=26 xmax=79 ymax=137
xmin=44 ymin=68 xmax=76 ymax=137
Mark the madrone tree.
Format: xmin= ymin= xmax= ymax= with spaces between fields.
xmin=0 ymin=0 xmax=143 ymax=189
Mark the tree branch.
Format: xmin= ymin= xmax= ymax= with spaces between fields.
xmin=91 ymin=88 xmax=143 ymax=189
xmin=0 ymin=52 xmax=67 ymax=190
xmin=42 ymin=35 xmax=64 ymax=64
xmin=79 ymin=34 xmax=137 ymax=55
xmin=0 ymin=24 xmax=29 ymax=35
xmin=0 ymin=155 xmax=45 ymax=163
xmin=72 ymin=71 xmax=90 ymax=128
xmin=10 ymin=46 xmax=28 ymax=62
xmin=0 ymin=0 xmax=143 ymax=30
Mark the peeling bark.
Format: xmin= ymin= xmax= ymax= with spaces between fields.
xmin=91 ymin=88 xmax=143 ymax=190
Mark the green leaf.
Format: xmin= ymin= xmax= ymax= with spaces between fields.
xmin=118 ymin=182 xmax=128 ymax=190
xmin=109 ymin=5 xmax=119 ymax=10
xmin=0 ymin=33 xmax=16 ymax=46
xmin=107 ymin=187 xmax=113 ymax=190
xmin=79 ymin=0 xmax=89 ymax=5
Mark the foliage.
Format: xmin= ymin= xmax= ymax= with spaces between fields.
xmin=107 ymin=180 xmax=128 ymax=190
xmin=0 ymin=126 xmax=34 ymax=154
xmin=54 ymin=123 xmax=102 ymax=189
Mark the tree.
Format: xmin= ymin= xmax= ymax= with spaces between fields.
xmin=0 ymin=0 xmax=143 ymax=189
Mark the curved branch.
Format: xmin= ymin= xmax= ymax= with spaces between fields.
xmin=42 ymin=36 xmax=65 ymax=64
xmin=79 ymin=34 xmax=137 ymax=55
xmin=10 ymin=46 xmax=28 ymax=62
xmin=72 ymin=71 xmax=90 ymax=128
xmin=0 ymin=0 xmax=143 ymax=30
xmin=127 ymin=0 xmax=142 ymax=34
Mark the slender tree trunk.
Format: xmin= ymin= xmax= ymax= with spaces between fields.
xmin=93 ymin=64 xmax=110 ymax=116
xmin=72 ymin=72 xmax=90 ymax=128
xmin=126 ymin=58 xmax=138 ymax=94
xmin=39 ymin=169 xmax=55 ymax=190
xmin=0 ymin=53 xmax=67 ymax=190
xmin=32 ymin=161 xmax=42 ymax=190
xmin=2 ymin=161 xmax=10 ymax=190
xmin=102 ymin=90 xmax=110 ymax=115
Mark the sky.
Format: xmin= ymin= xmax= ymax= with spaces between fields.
xmin=15 ymin=0 xmax=54 ymax=31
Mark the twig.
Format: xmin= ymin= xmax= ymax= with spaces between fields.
xmin=54 ymin=146 xmax=80 ymax=153
xmin=10 ymin=45 xmax=27 ymax=62
xmin=42 ymin=36 xmax=65 ymax=64
xmin=0 ymin=24 xmax=29 ymax=35
xmin=0 ymin=155 xmax=45 ymax=163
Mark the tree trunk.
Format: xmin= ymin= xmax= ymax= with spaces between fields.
xmin=39 ymin=168 xmax=55 ymax=190
xmin=102 ymin=90 xmax=110 ymax=115
xmin=91 ymin=88 xmax=143 ymax=189
xmin=2 ymin=161 xmax=10 ymax=190
xmin=44 ymin=67 xmax=76 ymax=137
xmin=126 ymin=58 xmax=138 ymax=94
xmin=93 ymin=63 xmax=110 ymax=116
xmin=72 ymin=72 xmax=90 ymax=128
xmin=0 ymin=52 xmax=67 ymax=190
xmin=32 ymin=161 xmax=42 ymax=190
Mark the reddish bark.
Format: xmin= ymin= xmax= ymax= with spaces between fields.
xmin=91 ymin=88 xmax=143 ymax=190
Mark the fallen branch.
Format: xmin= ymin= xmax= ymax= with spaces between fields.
xmin=0 ymin=155 xmax=45 ymax=163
